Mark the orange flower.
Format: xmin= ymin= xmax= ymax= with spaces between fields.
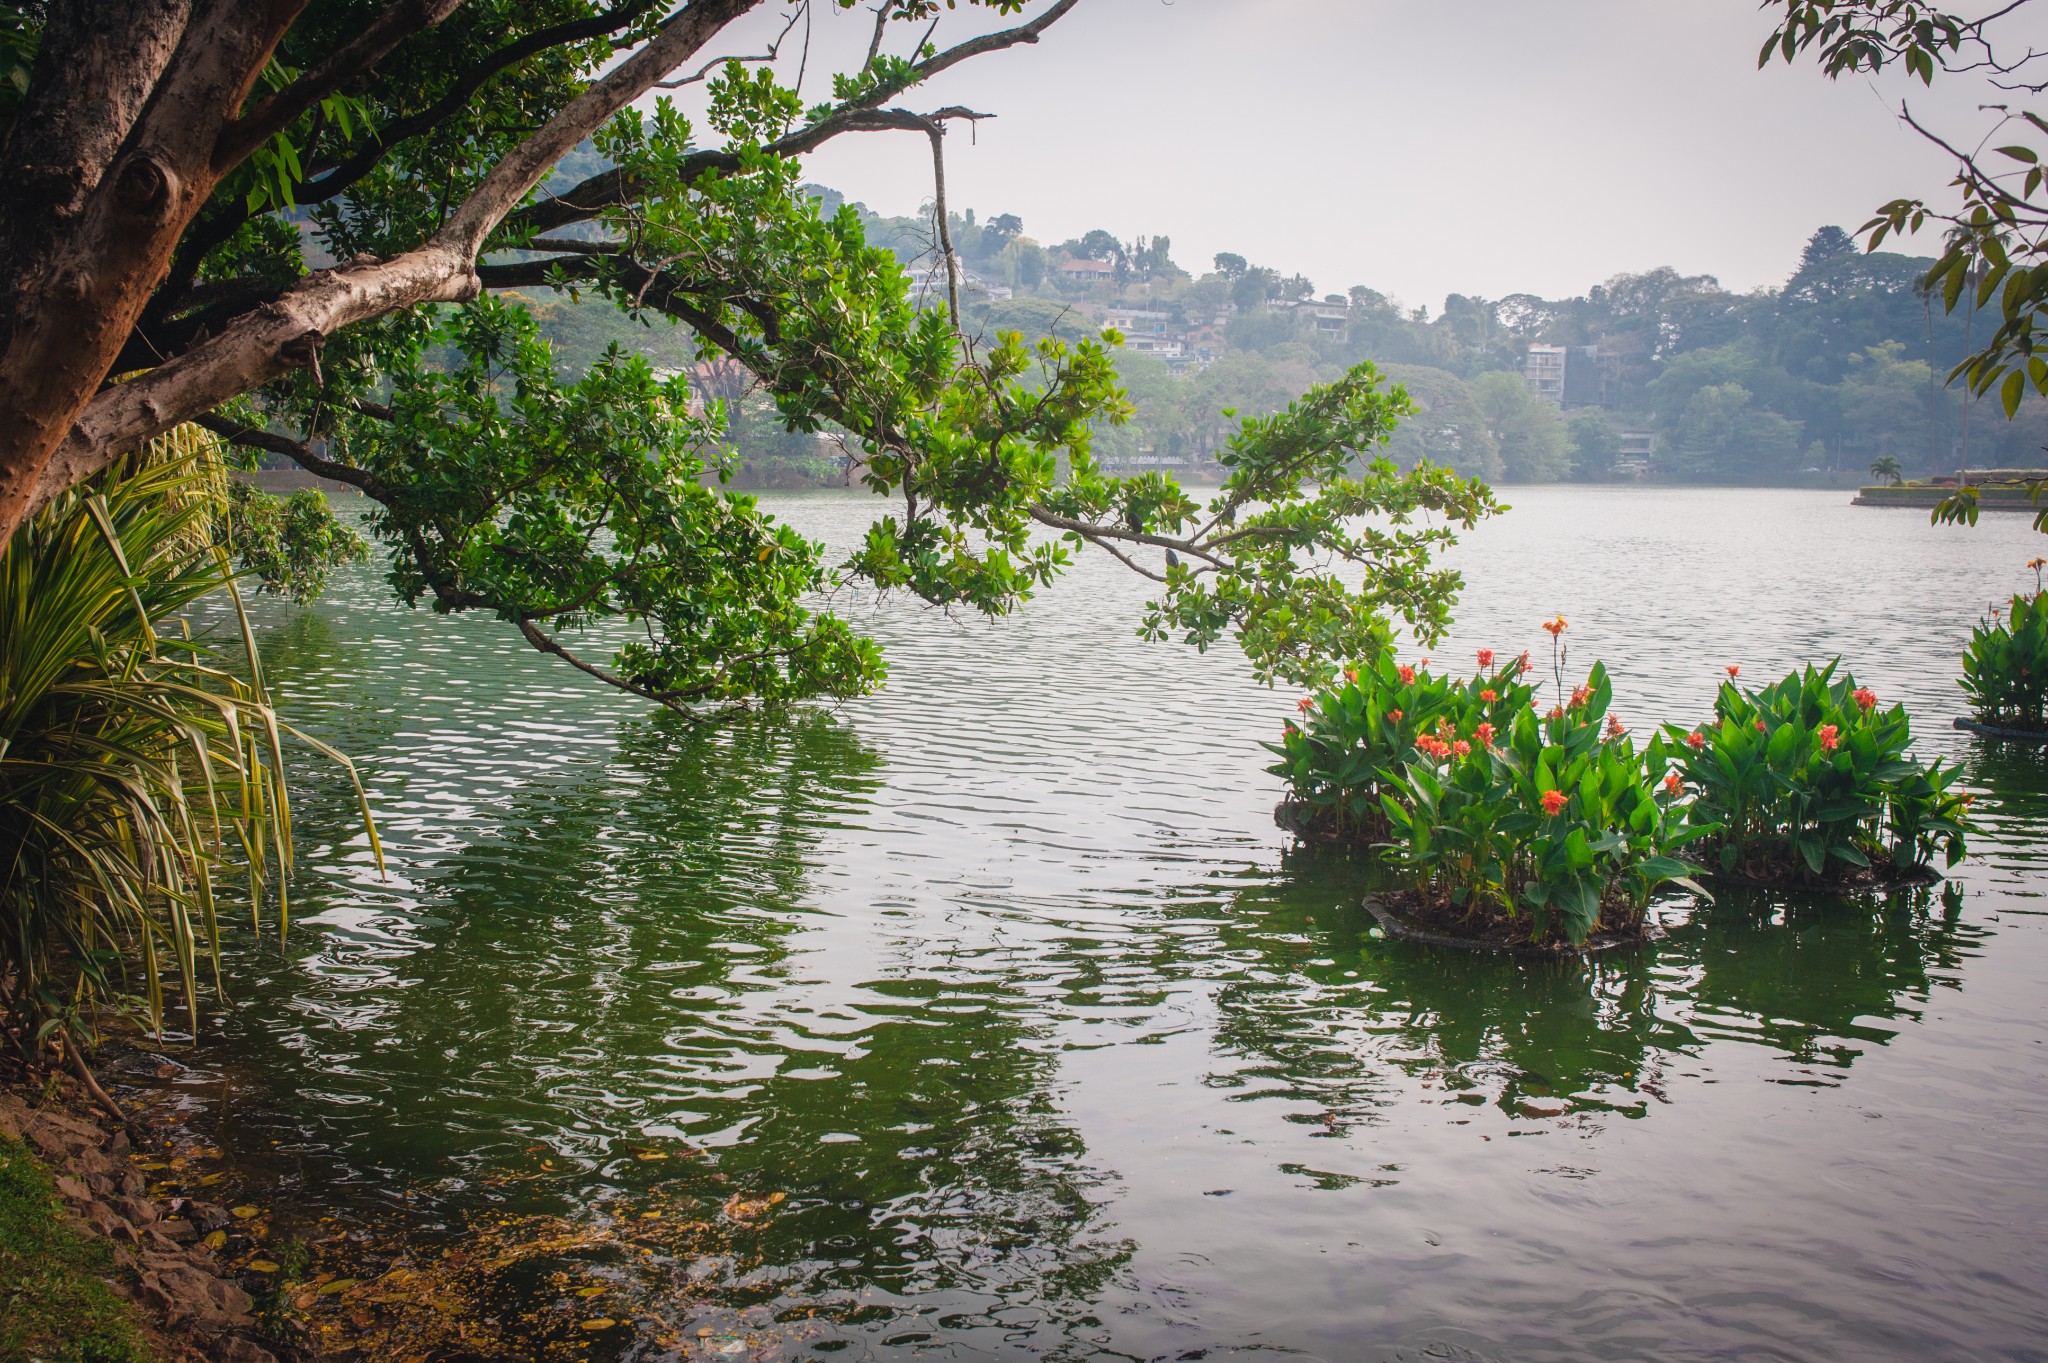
xmin=1477 ymin=648 xmax=1494 ymax=668
xmin=1819 ymin=724 xmax=1840 ymax=751
xmin=1663 ymin=772 xmax=1683 ymax=795
xmin=1398 ymin=665 xmax=1416 ymax=685
xmin=1475 ymin=721 xmax=1495 ymax=748
xmin=1297 ymin=696 xmax=1314 ymax=712
xmin=1344 ymin=667 xmax=1358 ymax=683
xmin=2030 ymin=558 xmax=2046 ymax=571
xmin=1726 ymin=665 xmax=1739 ymax=679
xmin=1387 ymin=708 xmax=1403 ymax=722
xmin=1452 ymin=739 xmax=1472 ymax=756
xmin=1685 ymin=731 xmax=1706 ymax=750
xmin=1569 ymin=685 xmax=1592 ymax=709
xmin=1852 ymin=687 xmax=1876 ymax=711
xmin=1517 ymin=650 xmax=1531 ymax=672
xmin=1542 ymin=615 xmax=1568 ymax=637
xmin=1541 ymin=789 xmax=1568 ymax=815
xmin=1605 ymin=714 xmax=1626 ymax=738
xmin=1547 ymin=705 xmax=1566 ymax=720
xmin=1755 ymin=719 xmax=1766 ymax=732
xmin=1284 ymin=723 xmax=1299 ymax=737
xmin=1480 ymin=688 xmax=1498 ymax=703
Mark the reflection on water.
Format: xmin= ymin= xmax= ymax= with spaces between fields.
xmin=154 ymin=488 xmax=2048 ymax=1362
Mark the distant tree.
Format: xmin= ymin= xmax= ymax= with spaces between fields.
xmin=1667 ymin=383 xmax=1805 ymax=480
xmin=1233 ymin=265 xmax=1282 ymax=311
xmin=1468 ymin=370 xmax=1571 ymax=482
xmin=1869 ymin=454 xmax=1905 ymax=485
xmin=1214 ymin=252 xmax=1249 ymax=280
xmin=1383 ymin=365 xmax=1503 ymax=481
xmin=1078 ymin=228 xmax=1124 ymax=263
xmin=1278 ymin=273 xmax=1316 ymax=303
xmin=982 ymin=212 xmax=1025 ymax=255
xmin=1009 ymin=240 xmax=1047 ymax=288
xmin=1565 ymin=408 xmax=1623 ymax=480
xmin=1800 ymin=226 xmax=1857 ymax=274
xmin=1786 ymin=225 xmax=1863 ymax=302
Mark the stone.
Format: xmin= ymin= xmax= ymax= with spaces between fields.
xmin=207 ymin=1335 xmax=278 ymax=1363
xmin=137 ymin=1252 xmax=252 ymax=1330
xmin=187 ymin=1201 xmax=232 ymax=1232
xmin=119 ymin=1167 xmax=145 ymax=1196
xmin=114 ymin=1195 xmax=157 ymax=1225
xmin=151 ymin=1220 xmax=200 ymax=1246
xmin=79 ymin=1201 xmax=134 ymax=1240
xmin=54 ymin=1173 xmax=92 ymax=1202
xmin=70 ymin=1146 xmax=114 ymax=1178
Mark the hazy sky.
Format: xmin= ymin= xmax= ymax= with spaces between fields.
xmin=683 ymin=0 xmax=2017 ymax=309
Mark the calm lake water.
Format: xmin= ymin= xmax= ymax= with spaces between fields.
xmin=170 ymin=486 xmax=2048 ymax=1362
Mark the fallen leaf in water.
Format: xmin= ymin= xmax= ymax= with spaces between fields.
xmin=580 ymin=1318 xmax=617 ymax=1331
xmin=231 ymin=1205 xmax=260 ymax=1219
xmin=634 ymin=1150 xmax=667 ymax=1161
xmin=319 ymin=1278 xmax=357 ymax=1295
xmin=201 ymin=1231 xmax=226 ymax=1250
xmin=197 ymin=1172 xmax=223 ymax=1186
xmin=576 ymin=1286 xmax=608 ymax=1298
xmin=246 ymin=1260 xmax=280 ymax=1274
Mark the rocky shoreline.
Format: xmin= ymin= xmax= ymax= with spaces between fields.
xmin=0 ymin=1078 xmax=287 ymax=1363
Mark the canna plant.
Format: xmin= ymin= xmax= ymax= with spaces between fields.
xmin=1265 ymin=648 xmax=1537 ymax=838
xmin=1960 ymin=592 xmax=2048 ymax=732
xmin=0 ymin=454 xmax=379 ymax=1063
xmin=1378 ymin=663 xmax=1711 ymax=946
xmin=1655 ymin=662 xmax=1971 ymax=882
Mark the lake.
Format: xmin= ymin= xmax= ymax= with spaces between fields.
xmin=158 ymin=486 xmax=2048 ymax=1362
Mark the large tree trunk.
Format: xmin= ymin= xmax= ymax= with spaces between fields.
xmin=0 ymin=0 xmax=763 ymax=540
xmin=0 ymin=0 xmax=307 ymax=543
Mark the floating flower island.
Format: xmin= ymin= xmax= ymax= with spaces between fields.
xmin=1957 ymin=588 xmax=2048 ymax=744
xmin=1270 ymin=626 xmax=1973 ymax=955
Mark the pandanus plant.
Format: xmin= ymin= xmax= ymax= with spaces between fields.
xmin=0 ymin=451 xmax=378 ymax=1105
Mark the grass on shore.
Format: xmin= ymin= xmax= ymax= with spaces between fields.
xmin=0 ymin=1131 xmax=151 ymax=1363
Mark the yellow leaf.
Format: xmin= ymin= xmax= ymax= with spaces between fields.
xmin=580 ymin=1318 xmax=616 ymax=1331
xmin=576 ymin=1286 xmax=608 ymax=1298
xmin=247 ymin=1260 xmax=281 ymax=1274
xmin=231 ymin=1205 xmax=260 ymax=1219
xmin=201 ymin=1231 xmax=227 ymax=1250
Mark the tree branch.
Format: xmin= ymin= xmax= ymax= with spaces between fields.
xmin=193 ymin=412 xmax=394 ymax=499
xmin=219 ymin=0 xmax=467 ymax=169
xmin=511 ymin=0 xmax=1077 ymax=236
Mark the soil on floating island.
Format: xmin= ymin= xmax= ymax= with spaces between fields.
xmin=1700 ymin=847 xmax=1945 ymax=895
xmin=1273 ymin=801 xmax=1387 ymax=848
xmin=1363 ymin=892 xmax=1661 ymax=959
xmin=1954 ymin=716 xmax=2048 ymax=743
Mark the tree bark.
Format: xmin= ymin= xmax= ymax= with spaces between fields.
xmin=0 ymin=0 xmax=306 ymax=544
xmin=19 ymin=0 xmax=764 ymax=529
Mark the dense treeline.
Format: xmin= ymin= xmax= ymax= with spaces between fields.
xmin=518 ymin=181 xmax=2046 ymax=485
xmin=853 ymin=208 xmax=2048 ymax=483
